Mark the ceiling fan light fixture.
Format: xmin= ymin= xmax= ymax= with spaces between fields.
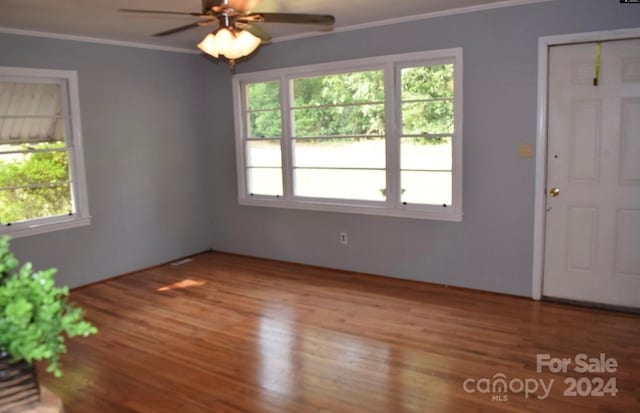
xmin=197 ymin=28 xmax=261 ymax=60
xmin=121 ymin=1 xmax=335 ymax=70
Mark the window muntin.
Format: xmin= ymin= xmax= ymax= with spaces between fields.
xmin=233 ymin=50 xmax=462 ymax=221
xmin=0 ymin=67 xmax=90 ymax=237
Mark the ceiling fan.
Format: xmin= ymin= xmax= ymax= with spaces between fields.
xmin=119 ymin=0 xmax=335 ymax=70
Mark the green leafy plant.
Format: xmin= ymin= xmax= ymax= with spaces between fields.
xmin=0 ymin=142 xmax=72 ymax=225
xmin=0 ymin=236 xmax=97 ymax=377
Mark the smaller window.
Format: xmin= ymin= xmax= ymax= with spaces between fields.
xmin=399 ymin=64 xmax=455 ymax=206
xmin=243 ymin=80 xmax=283 ymax=197
xmin=0 ymin=67 xmax=90 ymax=238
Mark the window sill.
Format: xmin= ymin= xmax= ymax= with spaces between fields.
xmin=0 ymin=215 xmax=91 ymax=238
xmin=239 ymin=197 xmax=462 ymax=222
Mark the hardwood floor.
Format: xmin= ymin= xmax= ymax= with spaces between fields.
xmin=39 ymin=252 xmax=640 ymax=413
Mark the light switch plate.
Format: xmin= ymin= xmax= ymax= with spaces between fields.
xmin=518 ymin=144 xmax=534 ymax=158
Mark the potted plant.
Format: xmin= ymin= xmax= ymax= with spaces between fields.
xmin=0 ymin=236 xmax=97 ymax=412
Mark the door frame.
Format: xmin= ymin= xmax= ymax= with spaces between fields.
xmin=532 ymin=27 xmax=640 ymax=300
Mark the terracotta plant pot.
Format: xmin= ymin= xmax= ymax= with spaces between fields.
xmin=0 ymin=352 xmax=40 ymax=413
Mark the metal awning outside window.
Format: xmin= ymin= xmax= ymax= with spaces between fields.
xmin=0 ymin=82 xmax=64 ymax=146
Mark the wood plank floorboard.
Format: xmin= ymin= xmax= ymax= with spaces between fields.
xmin=38 ymin=252 xmax=640 ymax=412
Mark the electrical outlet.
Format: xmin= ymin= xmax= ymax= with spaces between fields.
xmin=339 ymin=232 xmax=348 ymax=245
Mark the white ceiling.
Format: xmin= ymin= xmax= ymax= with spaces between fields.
xmin=0 ymin=0 xmax=549 ymax=52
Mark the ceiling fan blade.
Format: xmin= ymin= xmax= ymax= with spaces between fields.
xmin=119 ymin=8 xmax=205 ymax=17
xmin=152 ymin=21 xmax=211 ymax=37
xmin=242 ymin=13 xmax=335 ymax=25
xmin=240 ymin=24 xmax=272 ymax=42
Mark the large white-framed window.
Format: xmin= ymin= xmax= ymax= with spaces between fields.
xmin=0 ymin=66 xmax=90 ymax=238
xmin=232 ymin=48 xmax=462 ymax=221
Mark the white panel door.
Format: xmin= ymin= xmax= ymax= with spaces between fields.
xmin=544 ymin=38 xmax=640 ymax=308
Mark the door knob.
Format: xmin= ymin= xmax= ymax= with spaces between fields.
xmin=549 ymin=187 xmax=560 ymax=197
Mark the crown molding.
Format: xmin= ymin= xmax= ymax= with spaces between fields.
xmin=273 ymin=0 xmax=554 ymax=43
xmin=0 ymin=27 xmax=198 ymax=54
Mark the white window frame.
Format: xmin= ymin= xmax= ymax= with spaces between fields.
xmin=0 ymin=66 xmax=90 ymax=238
xmin=232 ymin=48 xmax=463 ymax=221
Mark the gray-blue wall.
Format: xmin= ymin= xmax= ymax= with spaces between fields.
xmin=207 ymin=0 xmax=640 ymax=297
xmin=1 ymin=0 xmax=638 ymax=295
xmin=0 ymin=35 xmax=220 ymax=287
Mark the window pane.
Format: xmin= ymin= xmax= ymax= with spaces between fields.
xmin=0 ymin=82 xmax=65 ymax=146
xmin=401 ymin=65 xmax=454 ymax=100
xmin=294 ymin=169 xmax=385 ymax=201
xmin=0 ymin=117 xmax=65 ymax=145
xmin=247 ymin=167 xmax=282 ymax=196
xmin=400 ymin=64 xmax=454 ymax=205
xmin=293 ymin=138 xmax=385 ymax=168
xmin=401 ymin=171 xmax=452 ymax=205
xmin=247 ymin=81 xmax=280 ymax=111
xmin=293 ymin=71 xmax=384 ymax=107
xmin=402 ymin=100 xmax=454 ymax=135
xmin=0 ymin=150 xmax=70 ymax=187
xmin=0 ymin=183 xmax=72 ymax=224
xmin=248 ymin=109 xmax=281 ymax=138
xmin=292 ymin=104 xmax=384 ymax=137
xmin=401 ymin=137 xmax=452 ymax=171
xmin=246 ymin=140 xmax=281 ymax=167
